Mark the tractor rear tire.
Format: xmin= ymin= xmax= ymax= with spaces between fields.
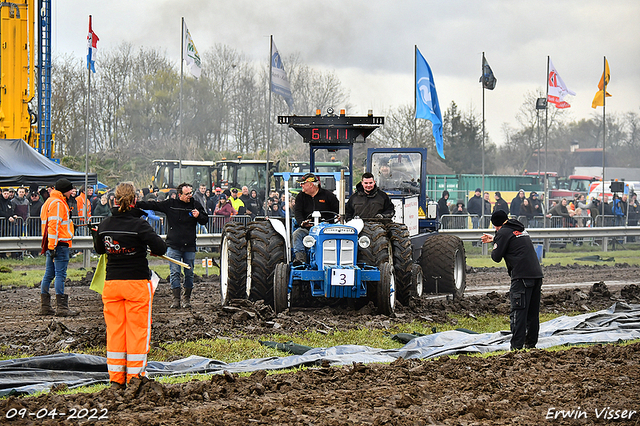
xmin=419 ymin=234 xmax=466 ymax=298
xmin=219 ymin=221 xmax=248 ymax=306
xmin=385 ymin=222 xmax=414 ymax=305
xmin=357 ymin=222 xmax=390 ymax=267
xmin=376 ymin=262 xmax=395 ymax=315
xmin=273 ymin=263 xmax=290 ymax=314
xmin=247 ymin=221 xmax=285 ymax=307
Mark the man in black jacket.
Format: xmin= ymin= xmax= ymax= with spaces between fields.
xmin=293 ymin=173 xmax=340 ymax=265
xmin=136 ymin=182 xmax=208 ymax=309
xmin=345 ymin=173 xmax=395 ymax=221
xmin=493 ymin=192 xmax=509 ymax=214
xmin=467 ymin=188 xmax=482 ymax=229
xmin=481 ymin=210 xmax=543 ymax=350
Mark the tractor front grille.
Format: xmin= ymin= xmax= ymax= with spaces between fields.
xmin=322 ymin=239 xmax=355 ymax=268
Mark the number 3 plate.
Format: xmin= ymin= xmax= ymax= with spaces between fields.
xmin=331 ymin=269 xmax=355 ymax=286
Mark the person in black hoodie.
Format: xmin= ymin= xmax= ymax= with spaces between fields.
xmin=93 ymin=182 xmax=166 ymax=389
xmin=345 ymin=172 xmax=395 ymax=221
xmin=437 ymin=190 xmax=450 ymax=219
xmin=136 ymin=182 xmax=208 ymax=309
xmin=481 ymin=210 xmax=543 ymax=350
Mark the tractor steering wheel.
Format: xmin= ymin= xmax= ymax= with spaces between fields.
xmin=305 ymin=211 xmax=340 ymax=224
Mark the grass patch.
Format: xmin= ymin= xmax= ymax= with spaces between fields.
xmin=0 ymin=268 xmax=88 ymax=288
xmin=0 ymin=252 xmax=219 ymax=288
xmin=465 ymin=244 xmax=640 ymax=268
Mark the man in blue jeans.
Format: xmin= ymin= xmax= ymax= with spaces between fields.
xmin=136 ymin=182 xmax=208 ymax=309
xmin=39 ymin=178 xmax=78 ymax=316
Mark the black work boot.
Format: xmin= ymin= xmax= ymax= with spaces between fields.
xmin=182 ymin=288 xmax=192 ymax=309
xmin=170 ymin=288 xmax=182 ymax=309
xmin=55 ymin=294 xmax=78 ymax=317
xmin=39 ymin=293 xmax=55 ymax=316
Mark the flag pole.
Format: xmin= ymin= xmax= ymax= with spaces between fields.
xmin=413 ymin=45 xmax=417 ymax=149
xmin=266 ymin=35 xmax=273 ymax=209
xmin=544 ymin=56 xmax=549 ymax=216
xmin=84 ymin=16 xmax=92 ymax=270
xmin=481 ymin=52 xmax=485 ymax=229
xmin=179 ymin=18 xmax=184 ymax=183
xmin=601 ymin=56 xmax=606 ymax=217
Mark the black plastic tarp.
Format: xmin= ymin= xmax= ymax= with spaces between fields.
xmin=0 ymin=139 xmax=97 ymax=187
xmin=1 ymin=303 xmax=639 ymax=396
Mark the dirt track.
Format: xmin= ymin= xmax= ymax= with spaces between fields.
xmin=1 ymin=263 xmax=640 ymax=424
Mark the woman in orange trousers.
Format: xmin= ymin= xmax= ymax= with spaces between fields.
xmin=93 ymin=182 xmax=166 ymax=388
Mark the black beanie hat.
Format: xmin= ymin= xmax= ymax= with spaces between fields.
xmin=55 ymin=178 xmax=73 ymax=193
xmin=491 ymin=210 xmax=509 ymax=227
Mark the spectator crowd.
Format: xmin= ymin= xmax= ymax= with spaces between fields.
xmin=0 ymin=182 xmax=300 ymax=256
xmin=2 ymin=181 xmax=639 ymax=258
xmin=437 ymin=188 xmax=640 ymax=232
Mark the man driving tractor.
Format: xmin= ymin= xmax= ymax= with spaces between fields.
xmin=292 ymin=173 xmax=340 ymax=266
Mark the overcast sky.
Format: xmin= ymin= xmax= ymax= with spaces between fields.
xmin=54 ymin=0 xmax=640 ymax=147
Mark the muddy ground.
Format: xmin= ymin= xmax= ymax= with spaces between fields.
xmin=1 ymin=263 xmax=640 ymax=424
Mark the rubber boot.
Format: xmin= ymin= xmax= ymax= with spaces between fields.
xmin=55 ymin=294 xmax=78 ymax=317
xmin=170 ymin=288 xmax=182 ymax=309
xmin=39 ymin=293 xmax=55 ymax=316
xmin=182 ymin=288 xmax=192 ymax=309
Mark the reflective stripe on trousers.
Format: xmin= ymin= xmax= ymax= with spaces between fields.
xmin=103 ymin=278 xmax=153 ymax=384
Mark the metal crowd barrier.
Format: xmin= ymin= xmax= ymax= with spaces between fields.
xmin=1 ymin=215 xmax=638 ymax=254
xmin=439 ymin=214 xmax=471 ymax=230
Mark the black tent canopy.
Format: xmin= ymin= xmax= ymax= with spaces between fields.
xmin=0 ymin=139 xmax=97 ymax=187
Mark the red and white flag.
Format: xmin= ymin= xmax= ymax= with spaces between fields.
xmin=86 ymin=15 xmax=99 ymax=73
xmin=547 ymin=59 xmax=575 ymax=109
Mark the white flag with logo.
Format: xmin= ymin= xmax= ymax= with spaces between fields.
xmin=270 ymin=39 xmax=294 ymax=111
xmin=547 ymin=59 xmax=575 ymax=109
xmin=183 ymin=20 xmax=201 ymax=78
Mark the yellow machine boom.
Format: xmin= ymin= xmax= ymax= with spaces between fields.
xmin=0 ymin=1 xmax=36 ymax=145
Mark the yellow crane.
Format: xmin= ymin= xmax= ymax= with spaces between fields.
xmin=0 ymin=1 xmax=40 ymax=149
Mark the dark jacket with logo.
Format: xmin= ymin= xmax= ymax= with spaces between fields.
xmin=294 ymin=187 xmax=340 ymax=224
xmin=136 ymin=197 xmax=208 ymax=251
xmin=490 ymin=218 xmax=543 ymax=280
xmin=345 ymin=182 xmax=395 ymax=221
xmin=94 ymin=208 xmax=167 ymax=281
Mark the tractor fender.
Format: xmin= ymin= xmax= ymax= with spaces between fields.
xmin=344 ymin=218 xmax=364 ymax=234
xmin=268 ymin=218 xmax=290 ymax=262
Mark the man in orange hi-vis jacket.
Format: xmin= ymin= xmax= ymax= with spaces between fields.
xmin=93 ymin=182 xmax=166 ymax=389
xmin=75 ymin=185 xmax=92 ymax=223
xmin=39 ymin=178 xmax=77 ymax=317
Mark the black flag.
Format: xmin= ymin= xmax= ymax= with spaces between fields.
xmin=480 ymin=55 xmax=497 ymax=90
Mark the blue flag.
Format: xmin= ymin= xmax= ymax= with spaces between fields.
xmin=271 ymin=38 xmax=294 ymax=111
xmin=415 ymin=48 xmax=444 ymax=159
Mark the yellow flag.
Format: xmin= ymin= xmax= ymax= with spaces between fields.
xmin=591 ymin=58 xmax=611 ymax=108
xmin=89 ymin=254 xmax=107 ymax=294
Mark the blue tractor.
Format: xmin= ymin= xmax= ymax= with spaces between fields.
xmin=269 ymin=172 xmax=400 ymax=315
xmin=218 ymin=109 xmax=462 ymax=314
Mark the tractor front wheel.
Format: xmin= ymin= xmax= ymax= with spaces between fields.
xmin=273 ymin=263 xmax=290 ymax=314
xmin=376 ymin=262 xmax=395 ymax=316
xmin=411 ymin=263 xmax=424 ymax=298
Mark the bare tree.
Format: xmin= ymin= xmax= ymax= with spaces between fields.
xmin=51 ymin=54 xmax=86 ymax=157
